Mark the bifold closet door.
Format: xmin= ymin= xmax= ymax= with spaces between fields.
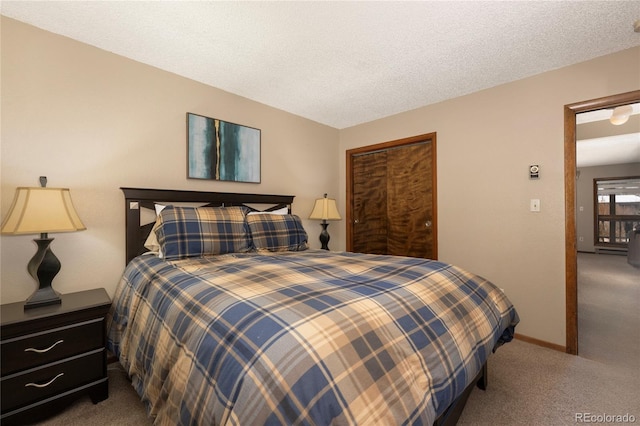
xmin=352 ymin=150 xmax=388 ymax=254
xmin=386 ymin=142 xmax=433 ymax=258
xmin=350 ymin=139 xmax=435 ymax=259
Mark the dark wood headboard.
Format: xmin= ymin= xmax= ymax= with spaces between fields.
xmin=121 ymin=187 xmax=295 ymax=264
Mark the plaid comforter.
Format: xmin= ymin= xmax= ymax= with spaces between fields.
xmin=107 ymin=250 xmax=519 ymax=425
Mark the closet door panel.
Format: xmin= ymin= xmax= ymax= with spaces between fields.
xmin=387 ymin=142 xmax=433 ymax=258
xmin=352 ymin=151 xmax=388 ymax=254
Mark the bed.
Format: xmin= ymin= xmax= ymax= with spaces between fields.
xmin=107 ymin=187 xmax=519 ymax=425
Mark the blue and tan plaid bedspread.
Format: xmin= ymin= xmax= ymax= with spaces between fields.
xmin=107 ymin=250 xmax=519 ymax=425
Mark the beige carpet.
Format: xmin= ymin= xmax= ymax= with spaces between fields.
xmin=30 ymin=337 xmax=639 ymax=425
xmin=458 ymin=339 xmax=639 ymax=425
xmin=577 ymin=252 xmax=640 ymax=371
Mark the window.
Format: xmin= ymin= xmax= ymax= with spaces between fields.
xmin=595 ymin=177 xmax=640 ymax=248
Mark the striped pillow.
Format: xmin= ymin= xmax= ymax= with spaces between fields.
xmin=247 ymin=214 xmax=308 ymax=252
xmin=155 ymin=205 xmax=250 ymax=259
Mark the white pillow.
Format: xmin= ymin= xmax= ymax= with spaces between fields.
xmin=143 ymin=204 xmax=167 ymax=257
xmin=247 ymin=206 xmax=288 ymax=216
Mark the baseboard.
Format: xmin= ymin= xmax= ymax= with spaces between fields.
xmin=594 ymin=246 xmax=627 ymax=256
xmin=514 ymin=333 xmax=566 ymax=353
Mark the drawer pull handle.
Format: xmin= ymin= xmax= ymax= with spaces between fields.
xmin=25 ymin=373 xmax=64 ymax=388
xmin=25 ymin=339 xmax=64 ymax=354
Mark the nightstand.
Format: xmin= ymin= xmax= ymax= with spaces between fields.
xmin=0 ymin=288 xmax=111 ymax=424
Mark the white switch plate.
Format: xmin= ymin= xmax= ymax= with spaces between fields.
xmin=530 ymin=199 xmax=540 ymax=212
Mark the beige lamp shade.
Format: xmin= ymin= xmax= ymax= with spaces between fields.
xmin=1 ymin=187 xmax=86 ymax=235
xmin=309 ymin=194 xmax=341 ymax=221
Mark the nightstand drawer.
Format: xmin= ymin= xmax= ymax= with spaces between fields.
xmin=0 ymin=289 xmax=111 ymax=423
xmin=1 ymin=318 xmax=105 ymax=375
xmin=1 ymin=349 xmax=105 ymax=413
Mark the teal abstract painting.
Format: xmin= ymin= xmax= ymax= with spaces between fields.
xmin=188 ymin=113 xmax=261 ymax=183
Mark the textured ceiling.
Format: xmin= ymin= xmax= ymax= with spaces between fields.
xmin=2 ymin=1 xmax=640 ymax=129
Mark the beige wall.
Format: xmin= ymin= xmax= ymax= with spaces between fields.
xmin=2 ymin=16 xmax=639 ymax=347
xmin=339 ymin=47 xmax=640 ymax=346
xmin=0 ymin=18 xmax=340 ymax=303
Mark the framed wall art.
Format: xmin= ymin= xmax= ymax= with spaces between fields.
xmin=187 ymin=112 xmax=261 ymax=183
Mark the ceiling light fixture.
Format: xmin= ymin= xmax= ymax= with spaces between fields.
xmin=609 ymin=105 xmax=633 ymax=125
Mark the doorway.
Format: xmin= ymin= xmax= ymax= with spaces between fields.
xmin=564 ymin=89 xmax=640 ymax=355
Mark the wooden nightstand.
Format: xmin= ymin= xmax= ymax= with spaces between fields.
xmin=0 ymin=288 xmax=111 ymax=424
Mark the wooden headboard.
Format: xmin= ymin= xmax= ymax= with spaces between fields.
xmin=121 ymin=187 xmax=295 ymax=265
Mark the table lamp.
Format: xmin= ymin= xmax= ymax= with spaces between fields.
xmin=309 ymin=193 xmax=341 ymax=250
xmin=1 ymin=177 xmax=86 ymax=309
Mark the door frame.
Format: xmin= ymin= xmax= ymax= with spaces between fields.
xmin=564 ymin=89 xmax=640 ymax=355
xmin=346 ymin=132 xmax=438 ymax=258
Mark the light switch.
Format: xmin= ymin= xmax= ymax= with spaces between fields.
xmin=530 ymin=199 xmax=541 ymax=212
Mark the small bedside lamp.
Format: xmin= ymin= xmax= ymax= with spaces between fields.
xmin=309 ymin=193 xmax=341 ymax=250
xmin=1 ymin=177 xmax=86 ymax=309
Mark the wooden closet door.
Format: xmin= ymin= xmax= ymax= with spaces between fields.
xmin=386 ymin=142 xmax=433 ymax=258
xmin=352 ymin=150 xmax=388 ymax=254
xmin=347 ymin=134 xmax=437 ymax=259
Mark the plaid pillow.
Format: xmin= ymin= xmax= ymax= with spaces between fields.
xmin=247 ymin=214 xmax=308 ymax=252
xmin=155 ymin=205 xmax=250 ymax=259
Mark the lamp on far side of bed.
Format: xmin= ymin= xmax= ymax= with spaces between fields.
xmin=1 ymin=177 xmax=86 ymax=310
xmin=309 ymin=193 xmax=341 ymax=250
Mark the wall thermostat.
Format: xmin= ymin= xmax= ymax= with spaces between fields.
xmin=529 ymin=165 xmax=540 ymax=179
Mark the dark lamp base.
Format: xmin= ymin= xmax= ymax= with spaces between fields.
xmin=319 ymin=222 xmax=331 ymax=250
xmin=25 ymin=286 xmax=62 ymax=309
xmin=25 ymin=238 xmax=62 ymax=310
